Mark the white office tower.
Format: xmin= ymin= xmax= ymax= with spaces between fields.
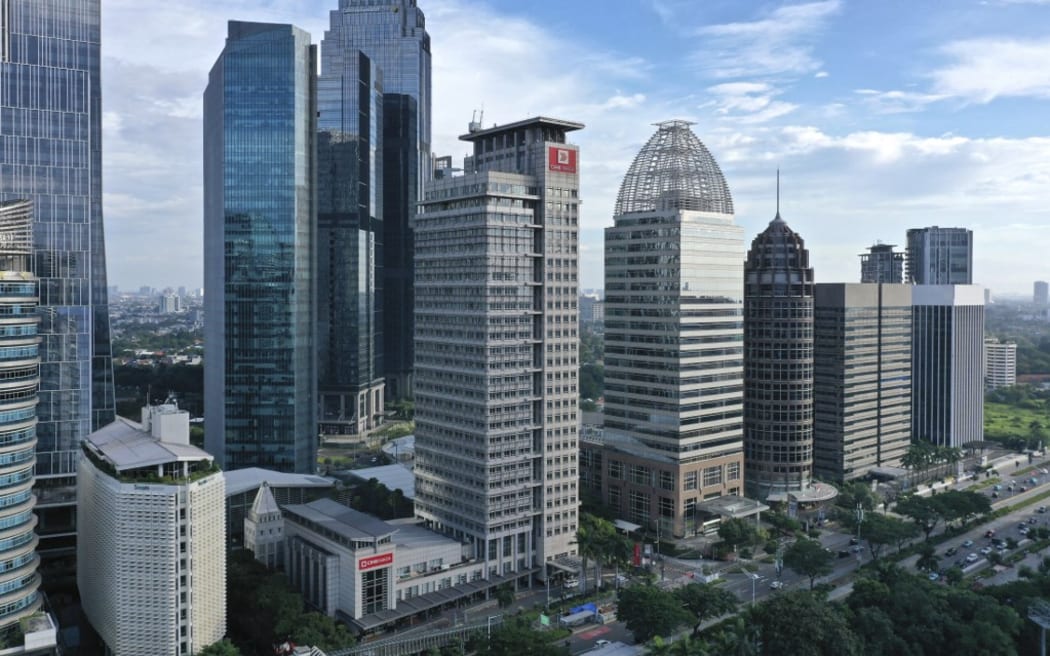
xmin=984 ymin=338 xmax=1017 ymax=391
xmin=414 ymin=117 xmax=583 ymax=579
xmin=911 ymin=285 xmax=985 ymax=448
xmin=77 ymin=403 xmax=226 ymax=656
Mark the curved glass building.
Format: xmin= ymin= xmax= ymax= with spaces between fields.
xmin=743 ymin=210 xmax=820 ymax=501
xmin=0 ymin=200 xmax=42 ymax=627
xmin=594 ymin=120 xmax=747 ymax=537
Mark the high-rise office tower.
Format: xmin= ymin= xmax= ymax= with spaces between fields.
xmin=414 ymin=117 xmax=582 ymax=577
xmin=78 ymin=404 xmax=226 ymax=656
xmin=860 ymin=243 xmax=904 ymax=283
xmin=744 ymin=210 xmax=828 ymax=501
xmin=0 ymin=0 xmax=115 ymax=549
xmin=814 ymin=284 xmax=912 ymax=482
xmin=0 ymin=201 xmax=43 ymax=627
xmin=1035 ymin=281 xmax=1048 ymax=305
xmin=315 ymin=45 xmax=386 ymax=438
xmin=594 ymin=121 xmax=745 ymax=537
xmin=911 ymin=285 xmax=985 ymax=448
xmin=204 ymin=22 xmax=318 ymax=473
xmin=906 ymin=226 xmax=973 ymax=284
xmin=984 ymin=337 xmax=1016 ymax=391
xmin=323 ymin=0 xmax=432 ymax=401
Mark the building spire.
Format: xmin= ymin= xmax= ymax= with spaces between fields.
xmin=773 ymin=169 xmax=784 ymax=223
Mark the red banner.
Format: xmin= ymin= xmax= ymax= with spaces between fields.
xmin=633 ymin=542 xmax=642 ymax=567
xmin=548 ymin=146 xmax=577 ymax=173
xmin=358 ymin=552 xmax=394 ymax=571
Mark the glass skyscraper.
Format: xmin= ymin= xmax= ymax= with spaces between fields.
xmin=322 ymin=0 xmax=431 ymax=401
xmin=0 ymin=0 xmax=114 ymax=548
xmin=316 ymin=36 xmax=385 ymax=438
xmin=204 ymin=22 xmax=318 ymax=474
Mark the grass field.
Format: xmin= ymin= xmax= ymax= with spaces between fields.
xmin=985 ymin=401 xmax=1050 ymax=442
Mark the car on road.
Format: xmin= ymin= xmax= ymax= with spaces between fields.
xmin=994 ymin=484 xmax=1003 ymax=491
xmin=1022 ymin=486 xmax=1029 ymax=492
xmin=770 ymin=580 xmax=784 ymax=590
xmin=595 ymin=640 xmax=611 ymax=648
xmin=945 ymin=546 xmax=958 ymax=557
xmin=985 ymin=530 xmax=996 ymax=538
xmin=1030 ymin=517 xmax=1039 ymax=525
xmin=966 ymin=553 xmax=979 ymax=563
xmin=1040 ymin=506 xmax=1048 ymax=514
xmin=980 ymin=546 xmax=993 ymax=555
xmin=849 ymin=537 xmax=860 ymax=545
xmin=928 ymin=572 xmax=940 ymax=581
xmin=962 ymin=539 xmax=974 ymax=548
xmin=838 ymin=550 xmax=850 ymax=559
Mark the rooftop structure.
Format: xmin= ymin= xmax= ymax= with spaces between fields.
xmin=613 ymin=120 xmax=733 ymax=216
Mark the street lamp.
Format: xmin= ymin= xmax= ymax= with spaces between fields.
xmin=746 ymin=572 xmax=763 ymax=607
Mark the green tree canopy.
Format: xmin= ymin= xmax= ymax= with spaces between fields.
xmin=675 ymin=582 xmax=738 ymax=637
xmin=783 ymin=538 xmax=834 ymax=590
xmin=197 ymin=640 xmax=241 ymax=656
xmin=617 ymin=584 xmax=693 ymax=643
xmin=750 ymin=590 xmax=862 ymax=656
xmin=718 ymin=517 xmax=759 ymax=552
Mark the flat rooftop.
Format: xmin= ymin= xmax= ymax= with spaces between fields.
xmin=223 ymin=467 xmax=334 ymax=497
xmin=340 ymin=463 xmax=415 ymax=499
xmin=283 ymin=498 xmax=396 ymax=542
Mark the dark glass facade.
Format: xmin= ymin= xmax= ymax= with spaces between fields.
xmin=316 ymin=50 xmax=385 ymax=436
xmin=322 ymin=0 xmax=431 ymax=400
xmin=743 ymin=214 xmax=815 ymax=501
xmin=0 ymin=0 xmax=114 ymax=546
xmin=204 ymin=22 xmax=317 ymax=473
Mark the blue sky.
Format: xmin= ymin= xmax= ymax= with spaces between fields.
xmin=101 ymin=0 xmax=1050 ymax=295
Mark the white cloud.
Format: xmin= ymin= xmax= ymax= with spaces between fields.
xmin=931 ymin=37 xmax=1050 ymax=102
xmin=852 ymin=88 xmax=949 ymax=113
xmin=691 ymin=1 xmax=841 ymax=79
xmin=706 ymin=82 xmax=798 ymax=124
xmin=814 ymin=71 xmax=829 ymax=78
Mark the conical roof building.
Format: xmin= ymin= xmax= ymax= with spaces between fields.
xmin=590 ymin=121 xmax=748 ymax=537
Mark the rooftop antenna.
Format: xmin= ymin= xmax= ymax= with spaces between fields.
xmin=776 ymin=169 xmax=780 ymax=215
xmin=468 ymin=106 xmax=485 ymax=133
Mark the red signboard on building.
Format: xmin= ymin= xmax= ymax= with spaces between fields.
xmin=358 ymin=552 xmax=394 ymax=571
xmin=548 ymin=146 xmax=577 ymax=173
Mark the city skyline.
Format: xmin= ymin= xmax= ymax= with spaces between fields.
xmin=101 ymin=0 xmax=1050 ymax=294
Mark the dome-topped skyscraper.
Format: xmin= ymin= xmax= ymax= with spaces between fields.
xmin=587 ymin=121 xmax=748 ymax=537
xmin=614 ymin=120 xmax=734 ymax=216
xmin=743 ymin=202 xmax=834 ymax=503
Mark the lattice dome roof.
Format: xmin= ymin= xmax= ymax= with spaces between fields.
xmin=614 ymin=120 xmax=734 ymax=216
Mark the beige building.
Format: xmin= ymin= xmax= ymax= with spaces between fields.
xmin=585 ymin=121 xmax=748 ymax=537
xmin=813 ymin=284 xmax=913 ymax=482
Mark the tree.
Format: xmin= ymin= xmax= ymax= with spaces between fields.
xmin=288 ymin=611 xmax=355 ymax=652
xmin=617 ymin=584 xmax=692 ymax=643
xmin=915 ymin=543 xmax=939 ymax=573
xmin=783 ymin=538 xmax=834 ymax=590
xmin=945 ymin=566 xmax=964 ymax=586
xmin=495 ymin=584 xmax=515 ymax=609
xmin=894 ymin=495 xmax=942 ymax=541
xmin=474 ymin=619 xmax=568 ymax=656
xmin=765 ymin=512 xmax=802 ymax=538
xmin=675 ymin=582 xmax=738 ymax=637
xmin=718 ymin=518 xmax=758 ymax=553
xmin=750 ymin=590 xmax=862 ymax=655
xmin=848 ymin=512 xmax=916 ymax=561
xmin=198 ymin=640 xmax=241 ymax=656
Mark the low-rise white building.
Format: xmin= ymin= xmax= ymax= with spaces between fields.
xmin=77 ymin=403 xmax=226 ymax=656
xmin=253 ymin=496 xmax=516 ymax=634
xmin=985 ymin=337 xmax=1017 ymax=391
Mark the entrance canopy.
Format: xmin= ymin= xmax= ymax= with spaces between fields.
xmin=696 ymin=496 xmax=769 ymax=519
